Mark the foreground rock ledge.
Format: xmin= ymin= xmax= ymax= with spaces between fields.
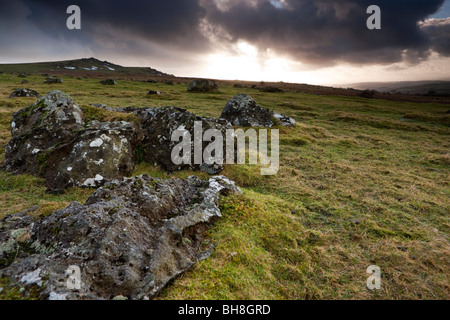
xmin=0 ymin=175 xmax=242 ymax=300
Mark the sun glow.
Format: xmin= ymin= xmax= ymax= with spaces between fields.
xmin=201 ymin=41 xmax=317 ymax=83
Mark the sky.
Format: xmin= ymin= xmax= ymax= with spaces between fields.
xmin=0 ymin=0 xmax=449 ymax=85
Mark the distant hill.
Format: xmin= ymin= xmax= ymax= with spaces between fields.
xmin=0 ymin=57 xmax=173 ymax=78
xmin=1 ymin=58 xmax=449 ymax=103
xmin=346 ymin=80 xmax=450 ymax=96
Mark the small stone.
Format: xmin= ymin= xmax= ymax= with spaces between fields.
xmin=100 ymin=79 xmax=117 ymax=85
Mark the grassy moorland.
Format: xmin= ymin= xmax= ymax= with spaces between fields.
xmin=0 ymin=73 xmax=449 ymax=300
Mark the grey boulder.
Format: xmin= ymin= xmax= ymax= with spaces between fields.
xmin=136 ymin=106 xmax=231 ymax=174
xmin=221 ymin=94 xmax=295 ymax=128
xmin=9 ymin=88 xmax=41 ymax=99
xmin=44 ymin=77 xmax=63 ymax=84
xmin=0 ymin=175 xmax=242 ymax=300
xmin=187 ymin=79 xmax=218 ymax=92
xmin=221 ymin=94 xmax=274 ymax=128
xmin=2 ymin=91 xmax=142 ymax=191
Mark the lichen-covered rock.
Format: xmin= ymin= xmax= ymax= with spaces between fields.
xmin=88 ymin=104 xmax=232 ymax=175
xmin=2 ymin=91 xmax=142 ymax=191
xmin=0 ymin=175 xmax=242 ymax=300
xmin=43 ymin=120 xmax=143 ymax=190
xmin=221 ymin=94 xmax=274 ymax=128
xmin=2 ymin=91 xmax=84 ymax=178
xmin=221 ymin=94 xmax=295 ymax=128
xmin=9 ymin=88 xmax=42 ymax=99
xmin=187 ymin=79 xmax=218 ymax=92
xmin=136 ymin=106 xmax=231 ymax=174
xmin=273 ymin=112 xmax=296 ymax=127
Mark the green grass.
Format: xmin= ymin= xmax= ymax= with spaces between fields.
xmin=0 ymin=73 xmax=449 ymax=300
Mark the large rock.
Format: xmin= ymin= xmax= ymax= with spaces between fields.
xmin=0 ymin=175 xmax=242 ymax=300
xmin=88 ymin=104 xmax=232 ymax=175
xmin=187 ymin=79 xmax=218 ymax=92
xmin=221 ymin=94 xmax=274 ymax=128
xmin=2 ymin=91 xmax=142 ymax=191
xmin=136 ymin=106 xmax=231 ymax=174
xmin=221 ymin=94 xmax=296 ymax=128
xmin=43 ymin=120 xmax=142 ymax=190
xmin=9 ymin=88 xmax=41 ymax=99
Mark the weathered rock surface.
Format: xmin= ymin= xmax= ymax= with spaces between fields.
xmin=221 ymin=94 xmax=295 ymax=128
xmin=187 ymin=79 xmax=218 ymax=92
xmin=87 ymin=104 xmax=232 ymax=175
xmin=100 ymin=79 xmax=117 ymax=85
xmin=9 ymin=88 xmax=41 ymax=99
xmin=136 ymin=106 xmax=231 ymax=174
xmin=0 ymin=175 xmax=242 ymax=300
xmin=273 ymin=112 xmax=296 ymax=127
xmin=44 ymin=120 xmax=142 ymax=190
xmin=221 ymin=94 xmax=274 ymax=128
xmin=2 ymin=91 xmax=141 ymax=190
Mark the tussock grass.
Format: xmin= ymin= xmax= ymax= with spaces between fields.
xmin=81 ymin=105 xmax=140 ymax=123
xmin=0 ymin=73 xmax=449 ymax=299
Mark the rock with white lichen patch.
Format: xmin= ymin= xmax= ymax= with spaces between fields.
xmin=9 ymin=88 xmax=42 ymax=99
xmin=221 ymin=94 xmax=295 ymax=128
xmin=0 ymin=175 xmax=242 ymax=300
xmin=43 ymin=120 xmax=142 ymax=190
xmin=135 ymin=106 xmax=231 ymax=174
xmin=2 ymin=91 xmax=143 ymax=191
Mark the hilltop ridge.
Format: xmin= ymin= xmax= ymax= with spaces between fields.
xmin=0 ymin=57 xmax=172 ymax=78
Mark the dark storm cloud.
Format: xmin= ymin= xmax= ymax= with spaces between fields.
xmin=10 ymin=0 xmax=209 ymax=51
xmin=0 ymin=0 xmax=448 ymax=67
xmin=203 ymin=0 xmax=446 ymax=65
xmin=421 ymin=18 xmax=450 ymax=56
